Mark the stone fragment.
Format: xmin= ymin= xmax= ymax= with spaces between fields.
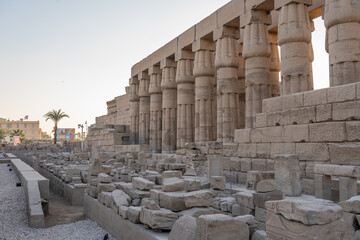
xmin=98 ymin=191 xmax=112 ymax=206
xmin=118 ymin=206 xmax=128 ymax=219
xmin=196 ymin=214 xmax=249 ymax=240
xmin=253 ymin=190 xmax=283 ymax=208
xmin=132 ymin=177 xmax=155 ymax=190
xmin=127 ymin=206 xmax=141 ymax=223
xmin=110 ymin=190 xmax=131 ymax=213
xmin=183 ymin=179 xmax=201 ymax=192
xmin=141 ymin=198 xmax=160 ymax=210
xmin=184 ymin=190 xmax=213 ymax=208
xmin=247 ymin=171 xmax=274 ymax=190
xmin=274 ymin=154 xmax=302 ymax=196
xmin=339 ymin=196 xmax=360 ymax=214
xmin=162 ymin=177 xmax=185 ymax=192
xmin=256 ymin=179 xmax=277 ymax=193
xmin=162 ymin=170 xmax=182 ymax=179
xmin=168 ymin=215 xmax=196 ymax=240
xmin=235 ymin=190 xmax=255 ymax=209
xmin=159 ymin=191 xmax=186 ymax=212
xmin=140 ymin=207 xmax=178 ymax=230
xmin=97 ymin=173 xmax=111 ymax=183
xmin=210 ymin=176 xmax=226 ymax=190
xmin=97 ymin=183 xmax=115 ymax=193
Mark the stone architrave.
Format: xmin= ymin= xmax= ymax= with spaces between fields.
xmin=129 ymin=76 xmax=140 ymax=144
xmin=276 ymin=0 xmax=313 ymax=95
xmin=149 ymin=66 xmax=162 ymax=153
xmin=176 ymin=51 xmax=195 ymax=149
xmin=242 ymin=9 xmax=272 ymax=128
xmin=161 ymin=59 xmax=177 ymax=153
xmin=324 ymin=0 xmax=360 ymax=86
xmin=193 ymin=39 xmax=217 ymax=142
xmin=138 ymin=71 xmax=150 ymax=145
xmin=214 ymin=26 xmax=241 ymax=143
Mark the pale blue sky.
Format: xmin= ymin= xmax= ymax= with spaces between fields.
xmin=0 ymin=0 xmax=328 ymax=134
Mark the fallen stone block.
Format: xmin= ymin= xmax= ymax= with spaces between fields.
xmin=140 ymin=207 xmax=178 ymax=230
xmin=127 ymin=206 xmax=141 ymax=223
xmin=97 ymin=173 xmax=112 ymax=183
xmin=210 ymin=176 xmax=226 ymax=191
xmin=253 ymin=190 xmax=283 ymax=208
xmin=162 ymin=177 xmax=185 ymax=192
xmin=118 ymin=206 xmax=128 ymax=219
xmin=132 ymin=177 xmax=155 ymax=191
xmin=247 ymin=171 xmax=274 ymax=190
xmin=196 ymin=214 xmax=249 ymax=240
xmin=314 ymin=164 xmax=360 ymax=178
xmin=159 ymin=191 xmax=186 ymax=212
xmin=162 ymin=170 xmax=182 ymax=179
xmin=256 ymin=179 xmax=277 ymax=193
xmin=110 ymin=190 xmax=131 ymax=213
xmin=183 ymin=179 xmax=201 ymax=192
xmin=168 ymin=215 xmax=196 ymax=240
xmin=141 ymin=198 xmax=160 ymax=210
xmin=184 ymin=190 xmax=213 ymax=208
xmin=97 ymin=183 xmax=115 ymax=193
xmin=179 ymin=207 xmax=216 ymax=218
xmin=98 ymin=191 xmax=112 ymax=206
xmin=235 ymin=189 xmax=255 ymax=209
xmin=339 ymin=196 xmax=360 ymax=214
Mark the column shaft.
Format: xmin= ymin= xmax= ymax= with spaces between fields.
xmin=237 ymin=42 xmax=246 ymax=129
xmin=269 ymin=32 xmax=280 ymax=97
xmin=138 ymin=73 xmax=150 ymax=145
xmin=176 ymin=58 xmax=195 ymax=149
xmin=324 ymin=0 xmax=360 ymax=86
xmin=149 ymin=68 xmax=162 ymax=152
xmin=194 ymin=50 xmax=216 ymax=142
xmin=215 ymin=36 xmax=240 ymax=142
xmin=129 ymin=77 xmax=139 ymax=144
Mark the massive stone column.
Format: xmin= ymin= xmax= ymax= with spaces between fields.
xmin=237 ymin=41 xmax=246 ymax=129
xmin=324 ymin=0 xmax=360 ymax=86
xmin=276 ymin=0 xmax=313 ymax=95
xmin=269 ymin=32 xmax=281 ymax=97
xmin=138 ymin=71 xmax=150 ymax=145
xmin=129 ymin=76 xmax=139 ymax=144
xmin=214 ymin=26 xmax=241 ymax=143
xmin=161 ymin=59 xmax=177 ymax=153
xmin=193 ymin=40 xmax=217 ymax=142
xmin=149 ymin=66 xmax=162 ymax=153
xmin=242 ymin=9 xmax=272 ymax=129
xmin=176 ymin=51 xmax=195 ymax=149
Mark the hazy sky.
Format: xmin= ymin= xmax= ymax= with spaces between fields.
xmin=0 ymin=0 xmax=329 ymax=135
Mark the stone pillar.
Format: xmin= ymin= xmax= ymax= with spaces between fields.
xmin=149 ymin=66 xmax=162 ymax=153
xmin=237 ymin=41 xmax=246 ymax=129
xmin=176 ymin=50 xmax=195 ymax=149
xmin=214 ymin=26 xmax=241 ymax=143
xmin=129 ymin=77 xmax=139 ymax=144
xmin=161 ymin=59 xmax=177 ymax=153
xmin=138 ymin=71 xmax=150 ymax=145
xmin=193 ymin=40 xmax=217 ymax=142
xmin=314 ymin=174 xmax=332 ymax=201
xmin=276 ymin=0 xmax=313 ymax=95
xmin=269 ymin=32 xmax=280 ymax=97
xmin=339 ymin=177 xmax=357 ymax=202
xmin=324 ymin=0 xmax=360 ymax=86
xmin=241 ymin=9 xmax=272 ymax=129
xmin=309 ymin=19 xmax=315 ymax=90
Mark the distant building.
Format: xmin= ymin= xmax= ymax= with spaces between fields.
xmin=56 ymin=128 xmax=76 ymax=144
xmin=0 ymin=118 xmax=40 ymax=142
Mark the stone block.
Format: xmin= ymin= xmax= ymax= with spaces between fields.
xmin=110 ymin=190 xmax=131 ymax=213
xmin=162 ymin=177 xmax=185 ymax=192
xmin=251 ymin=230 xmax=267 ymax=240
xmin=313 ymin=164 xmax=360 ymax=178
xmin=253 ymin=190 xmax=283 ymax=208
xmin=270 ymin=143 xmax=296 ymax=158
xmin=208 ymin=155 xmax=223 ymax=177
xmin=141 ymin=198 xmax=160 ymax=210
xmin=228 ymin=157 xmax=242 ymax=171
xmin=179 ymin=207 xmax=216 ymax=218
xmin=183 ymin=179 xmax=201 ymax=192
xmin=262 ymin=97 xmax=283 ymax=113
xmin=329 ymin=143 xmax=360 ymax=165
xmin=266 ymin=112 xmax=282 ymax=127
xmin=238 ymin=144 xmax=256 ymax=158
xmin=162 ymin=170 xmax=182 ymax=179
xmin=97 ymin=173 xmax=112 ymax=183
xmin=296 ymin=143 xmax=329 ymax=161
xmin=251 ymin=159 xmax=268 ymax=171
xmin=274 ymin=154 xmax=302 ymax=196
xmin=265 ymin=198 xmax=343 ymax=225
xmin=309 ymin=122 xmax=346 ymax=142
xmin=247 ymin=171 xmax=274 ymax=190
xmin=346 ymin=122 xmax=360 ymax=141
xmin=339 ymin=196 xmax=360 ymax=214
xmin=140 ymin=207 xmax=178 ymax=230
xmin=256 ymin=143 xmax=270 ymax=158
xmin=301 ymin=178 xmax=314 ymax=195
xmin=98 ymin=183 xmax=115 ymax=193
xmin=255 ymin=207 xmax=266 ymax=223
xmin=256 ymin=179 xmax=277 ymax=193
xmin=314 ymin=174 xmax=332 ymax=201
xmin=168 ymin=215 xmax=196 ymax=240
xmin=231 ymin=204 xmax=254 ymax=216
xmin=290 ymin=107 xmax=316 ymax=125
xmin=316 ymin=104 xmax=332 ymax=122
xmin=234 ymin=129 xmax=251 ymax=143
xmin=237 ymin=172 xmax=247 ymax=184
xmin=196 ymin=214 xmax=249 ymax=240
xmin=240 ymin=158 xmax=252 ymax=172
xmin=327 ymin=83 xmax=357 ymax=103
xmin=118 ymin=206 xmax=128 ymax=219
xmin=333 ymin=101 xmax=360 ymax=121
xmin=159 ymin=191 xmax=186 ymax=212
xmin=339 ymin=177 xmax=357 ymax=202
xmin=283 ymin=125 xmax=309 ymax=143
xmin=127 ymin=206 xmax=141 ymax=223
xmin=132 ymin=177 xmax=155 ymax=190
xmin=210 ymin=176 xmax=226 ymax=190
xmin=304 ymin=88 xmax=327 ymax=106
xmin=183 ymin=190 xmax=213 ymax=208
xmin=255 ymin=113 xmax=267 ymax=128
xmin=283 ymin=93 xmax=304 ymax=110
xmin=223 ymin=143 xmax=238 ymax=157
xmin=235 ymin=189 xmax=255 ymax=209
xmin=98 ymin=191 xmax=112 ymax=205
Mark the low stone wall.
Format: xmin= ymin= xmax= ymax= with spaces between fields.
xmin=83 ymin=194 xmax=168 ymax=240
xmin=10 ymin=158 xmax=49 ymax=228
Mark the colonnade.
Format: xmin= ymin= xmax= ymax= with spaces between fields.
xmin=129 ymin=0 xmax=360 ymax=153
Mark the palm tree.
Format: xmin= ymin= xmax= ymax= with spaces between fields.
xmin=44 ymin=109 xmax=69 ymax=144
xmin=0 ymin=128 xmax=6 ymax=142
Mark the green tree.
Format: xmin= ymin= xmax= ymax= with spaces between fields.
xmin=41 ymin=131 xmax=51 ymax=140
xmin=10 ymin=129 xmax=26 ymax=142
xmin=44 ymin=109 xmax=70 ymax=144
xmin=0 ymin=128 xmax=6 ymax=142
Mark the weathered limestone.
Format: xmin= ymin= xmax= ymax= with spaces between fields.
xmin=129 ymin=77 xmax=139 ymax=144
xmin=339 ymin=196 xmax=360 ymax=214
xmin=183 ymin=189 xmax=213 ymax=208
xmin=149 ymin=66 xmax=162 ymax=153
xmin=132 ymin=177 xmax=155 ymax=191
xmin=138 ymin=71 xmax=150 ymax=145
xmin=214 ymin=26 xmax=241 ymax=142
xmin=161 ymin=59 xmax=177 ymax=153
xmin=140 ymin=207 xmax=178 ymax=230
xmin=193 ymin=40 xmax=217 ymax=142
xmin=324 ymin=0 xmax=360 ymax=86
xmin=162 ymin=177 xmax=185 ymax=192
xmin=168 ymin=215 xmax=196 ymax=240
xmin=176 ymin=51 xmax=195 ymax=149
xmin=210 ymin=176 xmax=226 ymax=190
xmin=237 ymin=42 xmax=246 ymax=129
xmin=196 ymin=214 xmax=249 ymax=240
xmin=241 ymin=7 xmax=272 ymax=128
xmin=274 ymin=154 xmax=302 ymax=196
xmin=269 ymin=32 xmax=280 ymax=97
xmin=276 ymin=0 xmax=313 ymax=95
